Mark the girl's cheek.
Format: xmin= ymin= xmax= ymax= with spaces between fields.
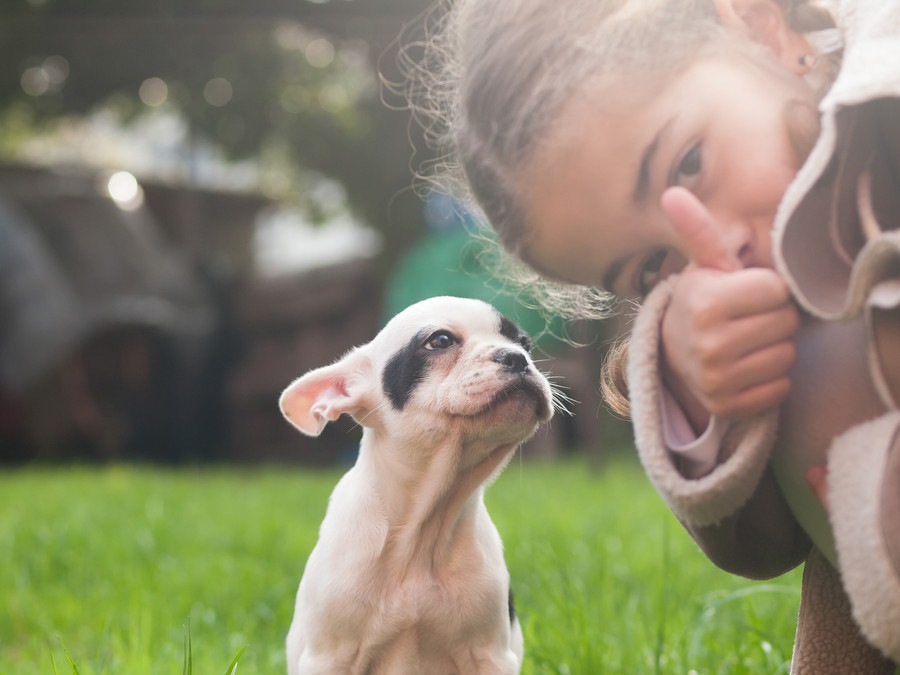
xmin=783 ymin=99 xmax=822 ymax=166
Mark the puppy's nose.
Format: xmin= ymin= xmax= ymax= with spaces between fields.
xmin=492 ymin=348 xmax=529 ymax=374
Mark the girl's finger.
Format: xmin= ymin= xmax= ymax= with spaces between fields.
xmin=716 ymin=297 xmax=801 ymax=353
xmin=726 ymin=339 xmax=799 ymax=391
xmin=661 ymin=186 xmax=742 ymax=273
xmin=710 ymin=375 xmax=793 ymax=419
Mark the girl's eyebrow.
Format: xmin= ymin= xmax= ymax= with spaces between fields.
xmin=602 ymin=257 xmax=626 ymax=294
xmin=633 ymin=117 xmax=675 ymax=207
xmin=633 ymin=136 xmax=660 ymax=206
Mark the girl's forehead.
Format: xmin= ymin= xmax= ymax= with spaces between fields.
xmin=517 ymin=81 xmax=666 ymax=273
xmin=531 ymin=76 xmax=658 ymax=158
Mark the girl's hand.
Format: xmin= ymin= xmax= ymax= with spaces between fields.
xmin=659 ymin=187 xmax=801 ymax=426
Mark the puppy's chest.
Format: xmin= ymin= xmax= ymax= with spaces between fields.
xmin=361 ymin=579 xmax=505 ymax=672
xmin=374 ymin=560 xmax=505 ymax=627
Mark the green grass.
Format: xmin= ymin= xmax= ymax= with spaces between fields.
xmin=0 ymin=454 xmax=801 ymax=674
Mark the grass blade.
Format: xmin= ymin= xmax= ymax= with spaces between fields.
xmin=223 ymin=646 xmax=248 ymax=675
xmin=182 ymin=622 xmax=192 ymax=675
xmin=57 ymin=638 xmax=80 ymax=675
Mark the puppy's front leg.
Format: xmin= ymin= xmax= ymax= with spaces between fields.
xmin=466 ymin=649 xmax=522 ymax=675
xmin=290 ymin=647 xmax=358 ymax=675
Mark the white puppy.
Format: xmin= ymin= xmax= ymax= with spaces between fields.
xmin=280 ymin=296 xmax=555 ymax=675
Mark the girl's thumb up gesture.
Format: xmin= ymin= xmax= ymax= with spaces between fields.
xmin=659 ymin=187 xmax=801 ymax=429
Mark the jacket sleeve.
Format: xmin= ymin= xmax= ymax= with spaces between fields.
xmin=627 ymin=277 xmax=811 ymax=579
xmin=791 ymin=547 xmax=897 ymax=674
xmin=827 ymin=411 xmax=900 ymax=662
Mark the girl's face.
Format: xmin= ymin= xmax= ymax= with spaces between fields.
xmin=519 ymin=54 xmax=816 ymax=300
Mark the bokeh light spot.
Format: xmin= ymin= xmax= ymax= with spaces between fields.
xmin=21 ymin=67 xmax=49 ymax=96
xmin=106 ymin=171 xmax=144 ymax=211
xmin=139 ymin=77 xmax=168 ymax=106
xmin=305 ymin=38 xmax=335 ymax=68
xmin=203 ymin=77 xmax=233 ymax=107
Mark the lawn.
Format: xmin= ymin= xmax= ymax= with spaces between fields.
xmin=0 ymin=454 xmax=802 ymax=674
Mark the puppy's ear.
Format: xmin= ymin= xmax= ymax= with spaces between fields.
xmin=279 ymin=351 xmax=371 ymax=437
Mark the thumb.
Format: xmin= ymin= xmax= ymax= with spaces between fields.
xmin=661 ymin=186 xmax=742 ymax=272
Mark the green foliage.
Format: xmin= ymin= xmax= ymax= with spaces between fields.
xmin=181 ymin=622 xmax=246 ymax=675
xmin=0 ymin=457 xmax=801 ymax=674
xmin=49 ymin=638 xmax=80 ymax=675
xmin=1 ymin=6 xmax=427 ymax=265
xmin=182 ymin=623 xmax=192 ymax=675
xmin=488 ymin=458 xmax=801 ymax=674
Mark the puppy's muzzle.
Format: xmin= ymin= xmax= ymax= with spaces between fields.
xmin=490 ymin=348 xmax=552 ymax=422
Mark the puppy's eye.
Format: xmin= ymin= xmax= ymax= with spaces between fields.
xmin=517 ymin=335 xmax=533 ymax=352
xmin=424 ymin=331 xmax=456 ymax=351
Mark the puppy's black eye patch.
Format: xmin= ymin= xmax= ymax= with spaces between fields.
xmin=382 ymin=329 xmax=431 ymax=410
xmin=499 ymin=315 xmax=533 ymax=352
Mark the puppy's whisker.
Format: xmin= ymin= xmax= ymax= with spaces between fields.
xmin=517 ymin=445 xmax=524 ymax=482
xmin=541 ymin=375 xmax=572 ymax=390
xmin=549 ymin=386 xmax=577 ymax=416
xmin=353 ymin=401 xmax=391 ymax=430
xmin=552 ymin=390 xmax=578 ymax=405
xmin=548 ymin=380 xmax=575 ymax=398
xmin=552 ymin=394 xmax=577 ymax=411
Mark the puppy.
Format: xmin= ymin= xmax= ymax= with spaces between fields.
xmin=279 ymin=296 xmax=555 ymax=675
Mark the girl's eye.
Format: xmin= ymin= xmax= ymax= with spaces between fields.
xmin=424 ymin=331 xmax=456 ymax=351
xmin=671 ymin=142 xmax=703 ymax=189
xmin=636 ymin=249 xmax=669 ymax=296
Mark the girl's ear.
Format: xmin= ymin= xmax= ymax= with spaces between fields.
xmin=279 ymin=351 xmax=372 ymax=437
xmin=714 ymin=0 xmax=811 ymax=74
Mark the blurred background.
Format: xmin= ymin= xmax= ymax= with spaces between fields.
xmin=0 ymin=0 xmax=625 ymax=466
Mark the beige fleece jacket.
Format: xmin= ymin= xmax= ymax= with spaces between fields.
xmin=774 ymin=0 xmax=900 ymax=662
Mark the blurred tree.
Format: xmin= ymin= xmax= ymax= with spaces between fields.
xmin=0 ymin=0 xmax=434 ymax=274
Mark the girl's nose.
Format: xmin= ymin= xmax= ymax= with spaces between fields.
xmin=735 ymin=238 xmax=757 ymax=268
xmin=719 ymin=212 xmax=773 ymax=269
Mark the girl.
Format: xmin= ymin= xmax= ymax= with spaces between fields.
xmin=408 ymin=0 xmax=900 ymax=671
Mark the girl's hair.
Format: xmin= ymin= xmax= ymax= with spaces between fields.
xmin=403 ymin=0 xmax=834 ymax=414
